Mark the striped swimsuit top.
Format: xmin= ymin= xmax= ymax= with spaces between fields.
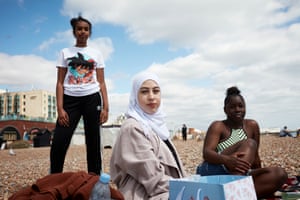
xmin=216 ymin=128 xmax=248 ymax=153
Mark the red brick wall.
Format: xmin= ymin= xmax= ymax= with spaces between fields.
xmin=0 ymin=120 xmax=56 ymax=139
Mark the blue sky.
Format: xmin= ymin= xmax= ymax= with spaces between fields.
xmin=1 ymin=0 xmax=300 ymax=131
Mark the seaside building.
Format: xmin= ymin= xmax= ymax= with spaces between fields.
xmin=0 ymin=89 xmax=56 ymax=121
xmin=0 ymin=90 xmax=57 ymax=146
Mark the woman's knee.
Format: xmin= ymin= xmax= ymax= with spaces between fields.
xmin=273 ymin=167 xmax=288 ymax=185
xmin=260 ymin=167 xmax=288 ymax=187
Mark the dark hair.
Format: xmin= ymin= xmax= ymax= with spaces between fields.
xmin=70 ymin=15 xmax=92 ymax=36
xmin=224 ymin=86 xmax=244 ymax=106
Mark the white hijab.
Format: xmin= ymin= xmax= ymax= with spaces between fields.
xmin=126 ymin=71 xmax=170 ymax=140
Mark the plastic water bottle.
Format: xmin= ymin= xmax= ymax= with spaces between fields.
xmin=89 ymin=173 xmax=111 ymax=200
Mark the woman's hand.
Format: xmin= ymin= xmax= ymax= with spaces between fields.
xmin=58 ymin=109 xmax=69 ymax=127
xmin=100 ymin=110 xmax=108 ymax=124
xmin=224 ymin=153 xmax=251 ymax=175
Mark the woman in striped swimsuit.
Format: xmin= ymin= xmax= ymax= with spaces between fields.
xmin=196 ymin=86 xmax=287 ymax=199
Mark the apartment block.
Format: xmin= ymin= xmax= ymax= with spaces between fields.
xmin=0 ymin=89 xmax=57 ymax=121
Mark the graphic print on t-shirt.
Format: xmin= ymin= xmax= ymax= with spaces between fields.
xmin=67 ymin=52 xmax=96 ymax=84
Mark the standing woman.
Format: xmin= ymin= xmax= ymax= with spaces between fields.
xmin=196 ymin=86 xmax=287 ymax=199
xmin=50 ymin=15 xmax=109 ymax=175
xmin=110 ymin=71 xmax=186 ymax=199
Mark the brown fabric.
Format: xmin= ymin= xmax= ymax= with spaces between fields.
xmin=8 ymin=171 xmax=124 ymax=200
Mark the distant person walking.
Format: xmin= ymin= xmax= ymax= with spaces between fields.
xmin=182 ymin=124 xmax=187 ymax=141
xmin=50 ymin=15 xmax=109 ymax=175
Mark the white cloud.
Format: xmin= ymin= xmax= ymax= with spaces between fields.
xmin=62 ymin=0 xmax=299 ymax=47
xmin=89 ymin=37 xmax=114 ymax=61
xmin=0 ymin=53 xmax=56 ymax=92
xmin=38 ymin=31 xmax=73 ymax=51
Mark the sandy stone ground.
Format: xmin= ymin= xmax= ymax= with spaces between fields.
xmin=0 ymin=134 xmax=299 ymax=199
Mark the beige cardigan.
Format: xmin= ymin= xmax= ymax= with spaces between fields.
xmin=110 ymin=118 xmax=186 ymax=200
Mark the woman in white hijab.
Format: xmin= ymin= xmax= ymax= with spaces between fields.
xmin=110 ymin=71 xmax=186 ymax=200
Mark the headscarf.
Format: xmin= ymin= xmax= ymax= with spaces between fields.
xmin=126 ymin=71 xmax=170 ymax=140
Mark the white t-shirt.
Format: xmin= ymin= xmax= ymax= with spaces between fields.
xmin=56 ymin=46 xmax=105 ymax=97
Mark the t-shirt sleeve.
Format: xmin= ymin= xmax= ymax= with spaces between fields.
xmin=96 ymin=50 xmax=105 ymax=69
xmin=56 ymin=49 xmax=67 ymax=68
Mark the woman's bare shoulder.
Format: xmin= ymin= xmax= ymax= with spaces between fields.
xmin=207 ymin=120 xmax=227 ymax=132
xmin=244 ymin=119 xmax=259 ymax=127
xmin=244 ymin=119 xmax=260 ymax=138
xmin=210 ymin=120 xmax=225 ymax=125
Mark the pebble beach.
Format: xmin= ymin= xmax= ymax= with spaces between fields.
xmin=0 ymin=134 xmax=299 ymax=199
